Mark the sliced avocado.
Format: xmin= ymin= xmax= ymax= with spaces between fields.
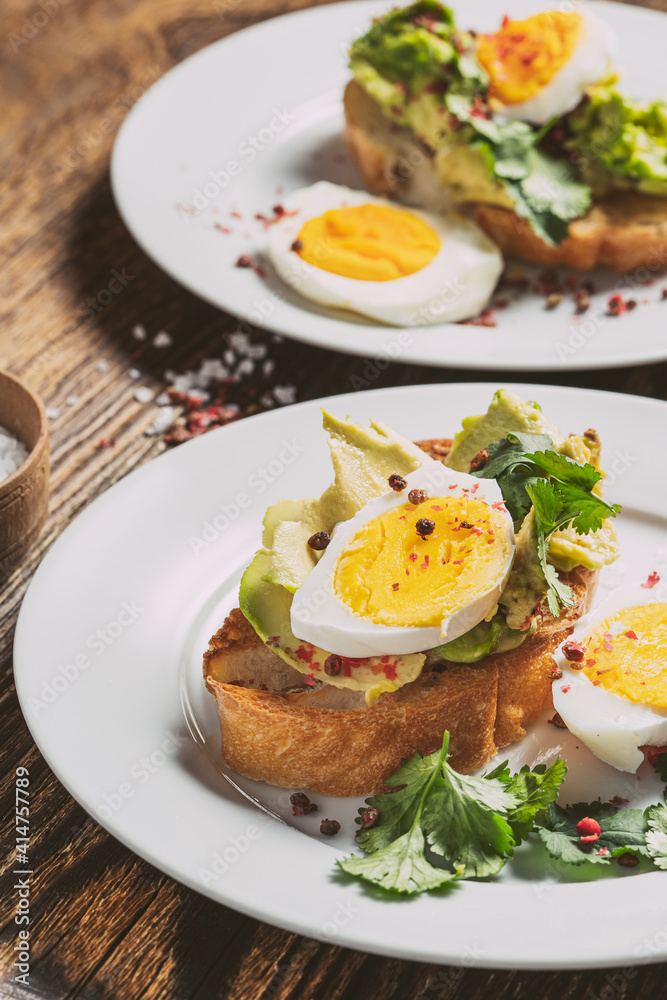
xmin=565 ymin=81 xmax=667 ymax=196
xmin=445 ymin=390 xmax=565 ymax=472
xmin=239 ymin=550 xmax=425 ymax=705
xmin=549 ymin=520 xmax=620 ymax=573
xmin=262 ymin=520 xmax=318 ymax=593
xmin=261 ymin=497 xmax=311 ymax=548
xmin=499 ymin=509 xmax=548 ymax=629
xmin=429 ymin=612 xmax=532 ymax=664
xmin=264 ymin=410 xmax=431 ymax=592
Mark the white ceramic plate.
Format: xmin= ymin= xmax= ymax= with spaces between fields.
xmin=13 ymin=383 xmax=667 ymax=969
xmin=110 ymin=0 xmax=667 ymax=372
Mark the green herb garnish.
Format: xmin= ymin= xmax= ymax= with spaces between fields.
xmin=338 ymin=733 xmax=565 ymax=893
xmin=338 ymin=736 xmax=667 ymax=894
xmin=535 ymin=801 xmax=650 ymax=865
xmin=473 ymin=431 xmax=621 ymax=616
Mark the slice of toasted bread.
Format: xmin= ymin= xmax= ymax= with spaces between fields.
xmin=475 ymin=197 xmax=667 ymax=272
xmin=343 ymin=79 xmax=446 ymax=207
xmin=203 ymin=434 xmax=598 ymax=796
xmin=343 ymin=79 xmax=667 ymax=272
xmin=204 ymin=563 xmax=595 ymax=796
xmin=205 ymin=608 xmax=499 ymax=796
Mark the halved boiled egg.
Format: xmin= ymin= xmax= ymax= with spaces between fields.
xmin=476 ymin=10 xmax=614 ymax=124
xmin=552 ymin=578 xmax=667 ymax=772
xmin=266 ymin=182 xmax=503 ymax=326
xmin=290 ymin=461 xmax=515 ymax=658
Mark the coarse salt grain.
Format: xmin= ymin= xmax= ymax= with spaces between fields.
xmin=247 ymin=343 xmax=267 ymax=360
xmin=0 ymin=425 xmax=29 ymax=482
xmin=199 ymin=359 xmax=229 ymax=380
xmin=262 ymin=359 xmax=275 ymax=377
xmin=223 ymin=350 xmax=235 ymax=366
xmin=235 ymin=359 xmax=255 ymax=378
xmin=66 ymin=396 xmax=80 ymax=407
xmin=132 ymin=324 xmax=147 ymax=341
xmin=153 ymin=331 xmax=173 ymax=349
xmin=128 ymin=368 xmax=141 ymax=380
xmin=145 ymin=406 xmax=175 ymax=436
xmin=134 ymin=387 xmax=154 ymax=404
xmin=229 ymin=331 xmax=252 ymax=354
xmin=96 ymin=359 xmax=109 ymax=372
xmin=46 ymin=407 xmax=59 ymax=420
xmin=273 ymin=384 xmax=297 ymax=405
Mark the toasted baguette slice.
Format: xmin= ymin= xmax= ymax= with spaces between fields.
xmin=204 ymin=565 xmax=595 ymax=797
xmin=343 ymin=79 xmax=667 ymax=272
xmin=475 ymin=197 xmax=667 ymax=272
xmin=204 ymin=608 xmax=499 ymax=796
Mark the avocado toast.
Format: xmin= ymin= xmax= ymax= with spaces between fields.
xmin=343 ymin=1 xmax=667 ymax=270
xmin=203 ymin=390 xmax=620 ymax=795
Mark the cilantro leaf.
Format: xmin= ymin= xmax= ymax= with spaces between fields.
xmin=338 ymin=734 xmax=571 ymax=892
xmin=447 ymin=94 xmax=592 ymax=246
xmin=505 ymin=179 xmax=571 ymax=247
xmin=654 ymin=753 xmax=667 ymax=782
xmin=338 ymin=822 xmax=460 ymax=894
xmin=527 ymin=480 xmax=575 ymax=616
xmin=529 ymin=450 xmax=601 ymax=490
xmin=535 ymin=801 xmax=649 ymax=865
xmin=473 ymin=432 xmax=621 ymax=617
xmin=651 ymin=752 xmax=667 ymax=802
xmin=473 ymin=432 xmax=553 ymax=527
xmin=354 ymin=751 xmax=441 ymax=854
xmin=599 ymin=811 xmax=650 ymax=858
xmin=338 ymin=735 xmax=460 ymax=894
xmin=535 ymin=802 xmax=617 ymax=866
xmin=646 ymin=804 xmax=667 ymax=870
xmin=484 ymin=760 xmax=511 ymax=782
xmin=556 ymin=482 xmax=622 ymax=536
xmin=505 ymin=759 xmax=568 ymax=844
xmin=520 ymin=148 xmax=591 ymax=222
xmin=423 ymin=761 xmax=522 ymax=878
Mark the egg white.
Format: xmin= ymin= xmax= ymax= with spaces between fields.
xmin=266 ymin=182 xmax=503 ymax=326
xmin=290 ymin=461 xmax=515 ymax=658
xmin=552 ymin=579 xmax=667 ymax=773
xmin=492 ymin=12 xmax=615 ymax=125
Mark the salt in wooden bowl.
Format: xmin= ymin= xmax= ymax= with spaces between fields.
xmin=0 ymin=371 xmax=49 ymax=578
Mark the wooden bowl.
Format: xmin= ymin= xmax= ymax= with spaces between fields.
xmin=0 ymin=371 xmax=50 ymax=577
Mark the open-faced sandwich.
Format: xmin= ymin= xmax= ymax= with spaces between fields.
xmin=203 ymin=389 xmax=622 ymax=795
xmin=344 ymin=1 xmax=667 ymax=269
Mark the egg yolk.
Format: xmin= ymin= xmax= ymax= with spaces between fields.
xmin=334 ymin=496 xmax=511 ymax=627
xmin=581 ymin=604 xmax=667 ymax=708
xmin=294 ymin=203 xmax=440 ymax=281
xmin=476 ymin=12 xmax=583 ymax=106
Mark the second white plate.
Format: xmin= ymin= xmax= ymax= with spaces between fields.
xmin=111 ymin=0 xmax=667 ymax=371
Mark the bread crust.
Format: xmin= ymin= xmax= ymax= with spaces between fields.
xmin=475 ymin=198 xmax=667 ymax=272
xmin=204 ymin=568 xmax=596 ymax=795
xmin=205 ymin=621 xmax=499 ymax=796
xmin=343 ymin=78 xmax=667 ymax=272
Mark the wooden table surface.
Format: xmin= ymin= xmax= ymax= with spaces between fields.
xmin=3 ymin=0 xmax=667 ymax=996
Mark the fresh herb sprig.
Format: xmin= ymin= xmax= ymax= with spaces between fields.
xmin=472 ymin=431 xmax=621 ymax=616
xmin=338 ymin=735 xmax=667 ymax=894
xmin=536 ymin=801 xmax=650 ymax=865
xmin=445 ymin=93 xmax=591 ymax=246
xmin=338 ymin=733 xmax=565 ymax=893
